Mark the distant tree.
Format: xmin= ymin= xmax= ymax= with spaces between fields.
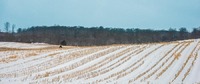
xmin=60 ymin=40 xmax=66 ymax=45
xmin=179 ymin=27 xmax=189 ymax=40
xmin=4 ymin=22 xmax=10 ymax=32
xmin=17 ymin=28 xmax=22 ymax=33
xmin=168 ymin=28 xmax=178 ymax=40
xmin=12 ymin=24 xmax=15 ymax=33
xmin=192 ymin=27 xmax=200 ymax=38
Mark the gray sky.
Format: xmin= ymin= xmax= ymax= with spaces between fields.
xmin=0 ymin=0 xmax=200 ymax=32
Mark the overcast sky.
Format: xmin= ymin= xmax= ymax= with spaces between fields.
xmin=0 ymin=0 xmax=200 ymax=31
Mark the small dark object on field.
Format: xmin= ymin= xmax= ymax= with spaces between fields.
xmin=59 ymin=45 xmax=62 ymax=48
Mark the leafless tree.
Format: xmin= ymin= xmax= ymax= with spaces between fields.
xmin=12 ymin=24 xmax=16 ymax=33
xmin=4 ymin=22 xmax=10 ymax=32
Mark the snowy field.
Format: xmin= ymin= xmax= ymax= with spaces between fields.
xmin=0 ymin=39 xmax=200 ymax=84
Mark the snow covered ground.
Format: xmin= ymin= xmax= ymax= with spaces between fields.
xmin=0 ymin=39 xmax=200 ymax=84
xmin=0 ymin=42 xmax=50 ymax=49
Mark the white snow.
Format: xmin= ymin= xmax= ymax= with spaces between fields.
xmin=0 ymin=40 xmax=200 ymax=84
xmin=0 ymin=42 xmax=49 ymax=49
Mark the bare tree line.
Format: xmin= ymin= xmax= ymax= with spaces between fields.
xmin=1 ymin=25 xmax=200 ymax=46
xmin=3 ymin=22 xmax=15 ymax=33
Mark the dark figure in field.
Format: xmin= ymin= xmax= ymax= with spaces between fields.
xmin=59 ymin=40 xmax=66 ymax=48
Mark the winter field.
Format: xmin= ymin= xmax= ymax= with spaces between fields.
xmin=0 ymin=39 xmax=200 ymax=84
